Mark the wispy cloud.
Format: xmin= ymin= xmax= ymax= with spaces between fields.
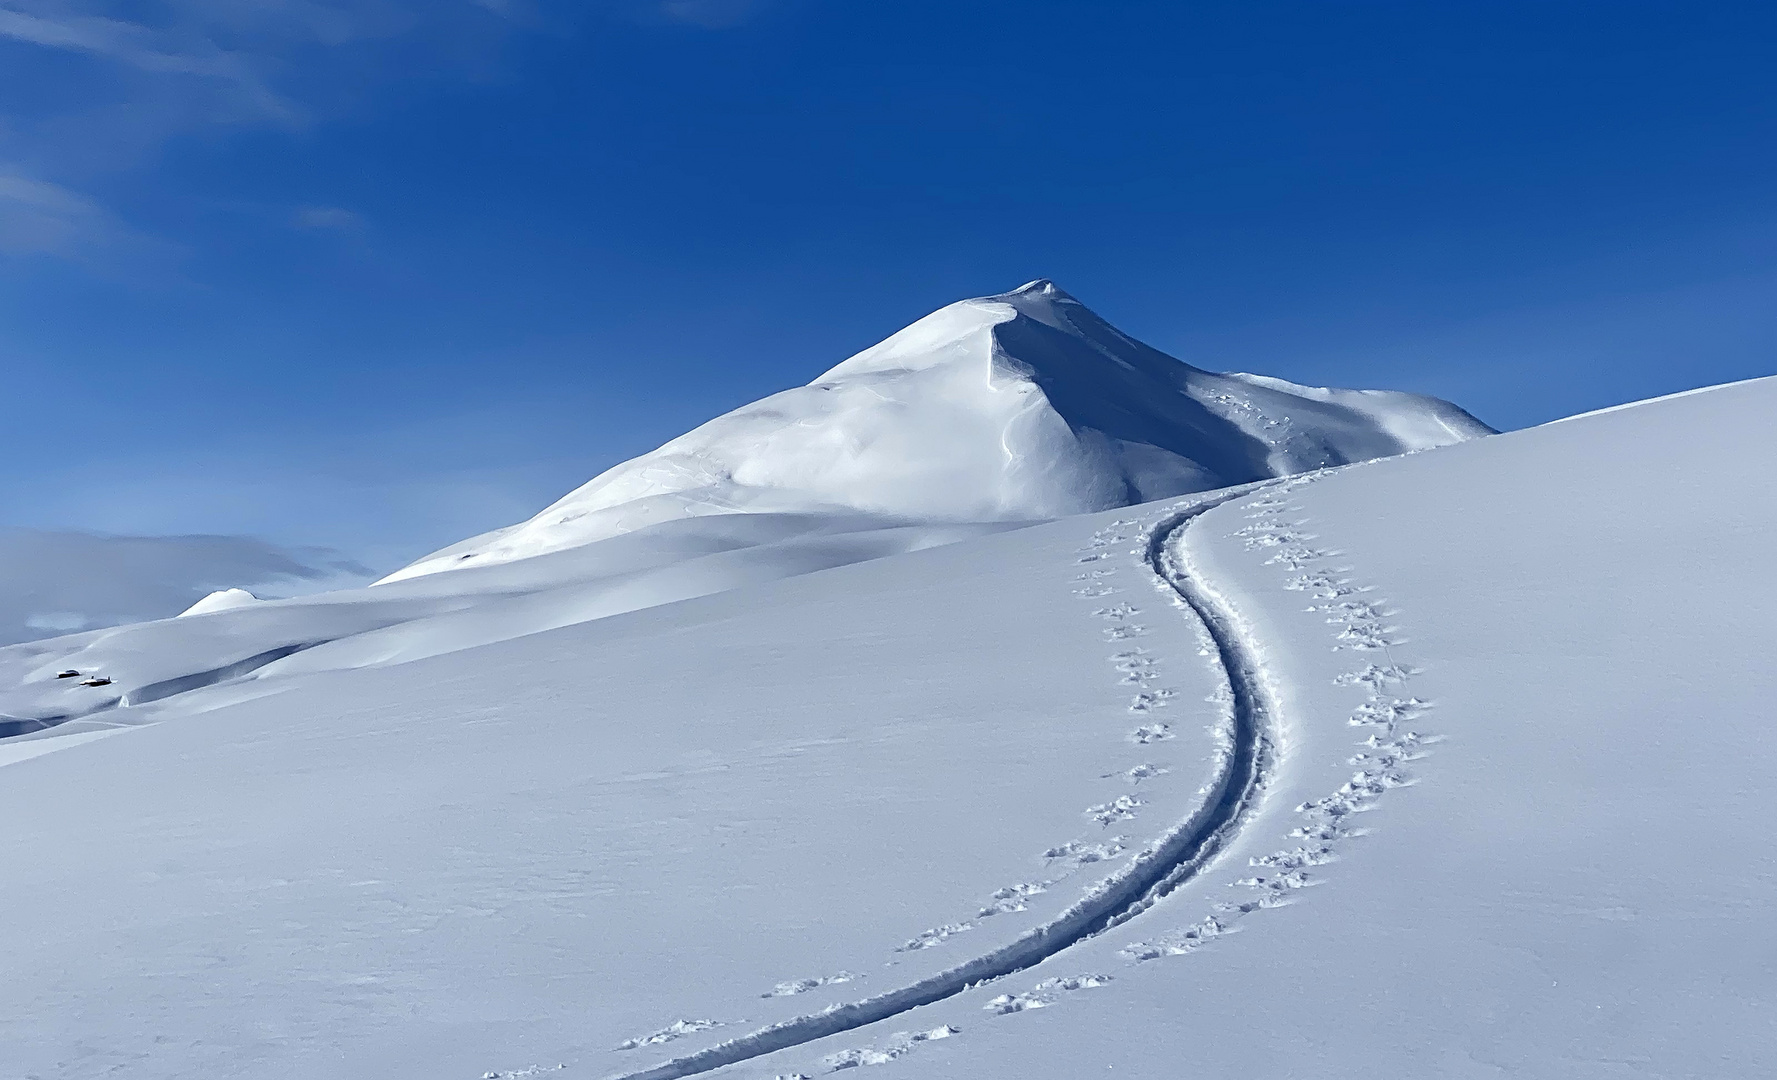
xmin=0 ymin=1 xmax=786 ymax=272
xmin=0 ymin=1 xmax=532 ymax=267
xmin=1 ymin=6 xmax=242 ymax=76
xmin=0 ymin=3 xmax=294 ymax=119
xmin=0 ymin=173 xmax=99 ymax=253
xmin=0 ymin=170 xmax=155 ymax=261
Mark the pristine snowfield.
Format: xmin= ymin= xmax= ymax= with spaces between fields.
xmin=2 ymin=319 xmax=1771 ymax=1075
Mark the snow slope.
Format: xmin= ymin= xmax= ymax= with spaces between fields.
xmin=824 ymin=372 xmax=1777 ymax=1080
xmin=1 ymin=374 xmax=1772 ymax=1079
xmin=0 ymin=495 xmax=1248 ymax=1077
xmin=0 ymin=281 xmax=1486 ymax=734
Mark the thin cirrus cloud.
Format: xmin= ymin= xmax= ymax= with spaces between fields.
xmin=0 ymin=5 xmax=245 ymax=75
xmin=0 ymin=173 xmax=107 ymax=256
xmin=0 ymin=3 xmax=291 ymax=117
xmin=0 ymin=1 xmax=776 ymax=269
xmin=0 ymin=1 xmax=529 ymax=266
xmin=0 ymin=1 xmax=783 ymax=276
xmin=0 ymin=171 xmax=163 ymax=263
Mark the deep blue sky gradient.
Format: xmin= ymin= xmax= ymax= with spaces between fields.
xmin=2 ymin=1 xmax=1773 ymax=569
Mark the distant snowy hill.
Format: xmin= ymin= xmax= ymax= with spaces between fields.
xmin=382 ymin=280 xmax=1488 ymax=582
xmin=0 ymin=528 xmax=369 ymax=647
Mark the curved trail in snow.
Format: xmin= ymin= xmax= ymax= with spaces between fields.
xmin=607 ymin=492 xmax=1278 ymax=1080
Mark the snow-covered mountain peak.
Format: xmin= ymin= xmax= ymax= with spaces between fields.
xmin=381 ymin=283 xmax=1491 ymax=582
xmin=819 ymin=279 xmax=1160 ymax=382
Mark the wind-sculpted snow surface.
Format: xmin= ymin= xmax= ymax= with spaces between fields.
xmin=383 ymin=280 xmax=1488 ymax=581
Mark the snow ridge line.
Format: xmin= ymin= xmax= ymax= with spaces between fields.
xmin=604 ymin=491 xmax=1275 ymax=1080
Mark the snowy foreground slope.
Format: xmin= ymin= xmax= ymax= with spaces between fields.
xmin=0 ymin=280 xmax=1484 ymax=733
xmin=2 ymin=374 xmax=1773 ymax=1079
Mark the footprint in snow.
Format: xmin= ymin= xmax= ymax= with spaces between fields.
xmin=1348 ymin=697 xmax=1428 ymax=729
xmin=822 ymin=1026 xmax=958 ymax=1071
xmin=615 ymin=1018 xmax=726 ymax=1050
xmin=977 ymin=881 xmax=1049 ymax=917
xmin=1042 ymin=836 xmax=1128 ymax=867
xmin=1122 ymin=913 xmax=1234 ymax=961
xmin=762 ymin=972 xmax=859 ymax=998
xmin=1333 ymin=624 xmax=1397 ymax=651
xmin=1084 ymin=794 xmax=1143 ymax=827
xmin=1265 ymin=546 xmax=1333 ymax=569
xmin=984 ymin=974 xmax=1113 ymax=1015
xmin=1114 ymin=762 xmax=1169 ymax=784
xmin=895 ymin=922 xmax=972 ymax=952
xmin=1334 ymin=663 xmax=1413 ymax=691
xmin=1127 ymin=688 xmax=1176 ymax=713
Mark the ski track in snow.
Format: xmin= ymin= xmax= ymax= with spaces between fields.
xmin=603 ymin=491 xmax=1279 ymax=1080
xmin=1122 ymin=474 xmax=1437 ymax=961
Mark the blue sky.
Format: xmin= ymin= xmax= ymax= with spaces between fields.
xmin=2 ymin=0 xmax=1774 ymax=573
